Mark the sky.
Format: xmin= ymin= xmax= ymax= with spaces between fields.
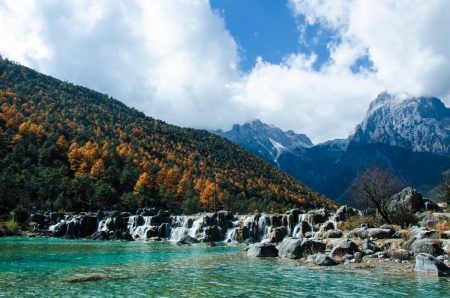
xmin=0 ymin=0 xmax=449 ymax=143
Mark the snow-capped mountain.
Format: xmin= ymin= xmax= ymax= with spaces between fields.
xmin=218 ymin=92 xmax=450 ymax=203
xmin=215 ymin=119 xmax=312 ymax=165
xmin=351 ymin=91 xmax=450 ymax=154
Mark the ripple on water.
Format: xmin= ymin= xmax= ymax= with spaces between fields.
xmin=0 ymin=237 xmax=449 ymax=297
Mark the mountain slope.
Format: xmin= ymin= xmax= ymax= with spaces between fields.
xmin=220 ymin=93 xmax=450 ymax=204
xmin=0 ymin=58 xmax=335 ymax=214
xmin=216 ymin=119 xmax=312 ymax=165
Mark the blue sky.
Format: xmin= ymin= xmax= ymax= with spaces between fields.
xmin=211 ymin=0 xmax=336 ymax=72
xmin=0 ymin=0 xmax=449 ymax=142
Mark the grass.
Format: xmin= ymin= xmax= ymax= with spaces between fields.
xmin=337 ymin=215 xmax=382 ymax=231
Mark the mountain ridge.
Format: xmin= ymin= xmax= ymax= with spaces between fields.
xmin=217 ymin=92 xmax=450 ymax=203
xmin=0 ymin=58 xmax=335 ymax=213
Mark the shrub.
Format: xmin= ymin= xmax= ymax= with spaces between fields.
xmin=4 ymin=219 xmax=19 ymax=235
xmin=389 ymin=212 xmax=419 ymax=228
xmin=435 ymin=219 xmax=450 ymax=236
xmin=337 ymin=215 xmax=382 ymax=231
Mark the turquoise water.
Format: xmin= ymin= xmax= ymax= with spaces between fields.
xmin=0 ymin=237 xmax=449 ymax=297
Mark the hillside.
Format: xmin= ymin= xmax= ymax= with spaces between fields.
xmin=0 ymin=58 xmax=335 ymax=214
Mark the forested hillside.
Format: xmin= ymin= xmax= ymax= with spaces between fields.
xmin=0 ymin=58 xmax=335 ymax=214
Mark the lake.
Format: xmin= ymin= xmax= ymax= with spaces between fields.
xmin=0 ymin=237 xmax=449 ymax=297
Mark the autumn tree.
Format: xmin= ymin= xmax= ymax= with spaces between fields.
xmin=134 ymin=172 xmax=158 ymax=207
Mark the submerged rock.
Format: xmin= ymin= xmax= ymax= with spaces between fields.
xmin=110 ymin=230 xmax=133 ymax=241
xmin=176 ymin=235 xmax=199 ymax=246
xmin=89 ymin=231 xmax=110 ymax=241
xmin=247 ymin=243 xmax=278 ymax=257
xmin=414 ymin=253 xmax=450 ymax=276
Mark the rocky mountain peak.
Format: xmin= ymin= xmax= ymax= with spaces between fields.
xmin=216 ymin=119 xmax=312 ymax=165
xmin=352 ymin=92 xmax=450 ymax=153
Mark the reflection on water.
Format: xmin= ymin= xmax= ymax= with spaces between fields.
xmin=0 ymin=237 xmax=449 ymax=297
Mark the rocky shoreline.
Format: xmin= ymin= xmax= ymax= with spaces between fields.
xmin=1 ymin=191 xmax=450 ymax=277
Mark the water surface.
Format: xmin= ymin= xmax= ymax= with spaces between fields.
xmin=0 ymin=237 xmax=449 ymax=297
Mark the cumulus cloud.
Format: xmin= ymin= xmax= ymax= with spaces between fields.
xmin=0 ymin=0 xmax=449 ymax=143
xmin=0 ymin=0 xmax=245 ymax=129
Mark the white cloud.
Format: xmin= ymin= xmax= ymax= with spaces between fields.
xmin=0 ymin=0 xmax=245 ymax=129
xmin=0 ymin=0 xmax=449 ymax=143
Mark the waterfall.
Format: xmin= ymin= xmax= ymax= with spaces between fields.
xmin=257 ymin=214 xmax=272 ymax=242
xmin=224 ymin=220 xmax=238 ymax=242
xmin=169 ymin=216 xmax=202 ymax=242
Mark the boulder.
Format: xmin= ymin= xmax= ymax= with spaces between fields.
xmin=136 ymin=208 xmax=157 ymax=216
xmin=89 ymin=231 xmax=110 ymax=241
xmin=110 ymin=230 xmax=133 ymax=241
xmin=414 ymin=253 xmax=450 ymax=276
xmin=330 ymin=239 xmax=359 ymax=258
xmin=234 ymin=226 xmax=250 ymax=242
xmin=354 ymin=252 xmax=363 ymax=263
xmin=277 ymin=238 xmax=303 ymax=259
xmin=323 ymin=230 xmax=343 ymax=239
xmin=420 ymin=213 xmax=450 ymax=229
xmin=423 ymin=200 xmax=441 ymax=212
xmin=145 ymin=227 xmax=158 ymax=239
xmin=307 ymin=209 xmax=331 ymax=224
xmin=203 ymin=225 xmax=223 ymax=242
xmin=334 ymin=205 xmax=361 ymax=222
xmin=243 ymin=237 xmax=256 ymax=245
xmin=51 ymin=222 xmax=67 ymax=237
xmin=267 ymin=226 xmax=288 ymax=243
xmin=411 ymin=239 xmax=443 ymax=257
xmin=362 ymin=239 xmax=378 ymax=252
xmin=441 ymin=231 xmax=450 ymax=239
xmin=373 ymin=251 xmax=387 ymax=259
xmin=411 ymin=228 xmax=438 ymax=240
xmin=315 ymin=253 xmax=337 ymax=266
xmin=247 ymin=243 xmax=278 ymax=257
xmin=64 ymin=221 xmax=78 ymax=239
xmin=294 ymin=221 xmax=312 ymax=238
xmin=30 ymin=213 xmax=46 ymax=227
xmin=388 ymin=187 xmax=424 ymax=214
xmin=301 ymin=239 xmax=326 ymax=256
xmin=361 ymin=228 xmax=393 ymax=239
xmin=78 ymin=216 xmax=98 ymax=238
xmin=96 ymin=210 xmax=105 ymax=221
xmin=348 ymin=227 xmax=366 ymax=239
xmin=49 ymin=212 xmax=64 ymax=224
xmin=277 ymin=238 xmax=326 ymax=259
xmin=157 ymin=223 xmax=169 ymax=239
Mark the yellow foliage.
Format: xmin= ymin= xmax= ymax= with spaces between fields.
xmin=90 ymin=158 xmax=106 ymax=179
xmin=134 ymin=172 xmax=154 ymax=193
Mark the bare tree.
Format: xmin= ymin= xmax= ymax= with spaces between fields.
xmin=351 ymin=166 xmax=405 ymax=223
xmin=436 ymin=171 xmax=450 ymax=204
